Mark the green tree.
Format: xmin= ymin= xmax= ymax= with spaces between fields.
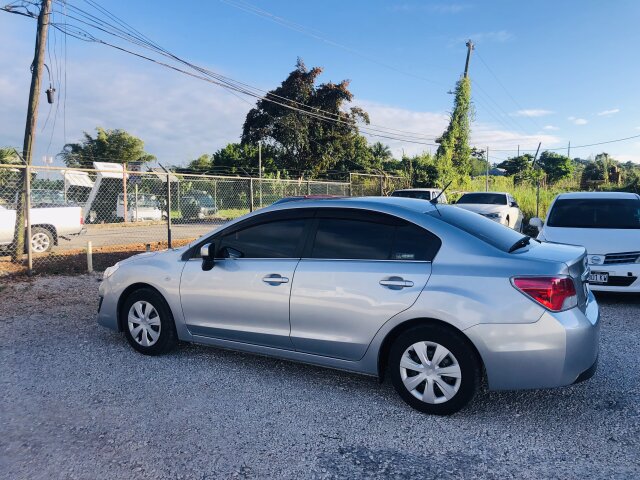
xmin=497 ymin=154 xmax=534 ymax=177
xmin=241 ymin=58 xmax=369 ymax=179
xmin=436 ymin=77 xmax=473 ymax=183
xmin=59 ymin=127 xmax=156 ymax=168
xmin=369 ymin=142 xmax=393 ymax=168
xmin=538 ymin=151 xmax=573 ymax=184
xmin=400 ymin=153 xmax=439 ymax=187
xmin=469 ymin=147 xmax=487 ymax=177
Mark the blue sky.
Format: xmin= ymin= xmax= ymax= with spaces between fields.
xmin=1 ymin=0 xmax=639 ymax=167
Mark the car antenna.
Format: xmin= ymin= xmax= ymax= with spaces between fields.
xmin=429 ymin=180 xmax=452 ymax=216
xmin=431 ymin=180 xmax=452 ymax=205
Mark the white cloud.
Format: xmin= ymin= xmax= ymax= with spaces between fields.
xmin=597 ymin=108 xmax=620 ymax=116
xmin=355 ymin=100 xmax=561 ymax=157
xmin=568 ymin=116 xmax=588 ymax=125
xmin=0 ymin=39 xmax=251 ymax=167
xmin=511 ymin=109 xmax=553 ymax=118
xmin=543 ymin=125 xmax=559 ymax=131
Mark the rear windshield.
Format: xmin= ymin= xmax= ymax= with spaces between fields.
xmin=457 ymin=193 xmax=507 ymax=205
xmin=427 ymin=205 xmax=526 ymax=252
xmin=392 ymin=190 xmax=433 ymax=200
xmin=547 ymin=198 xmax=640 ymax=229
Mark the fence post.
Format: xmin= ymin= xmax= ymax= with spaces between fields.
xmin=166 ymin=172 xmax=172 ymax=248
xmin=379 ymin=175 xmax=384 ymax=196
xmin=248 ymin=178 xmax=254 ymax=212
xmin=307 ymin=181 xmax=311 ymax=195
xmin=25 ymin=164 xmax=33 ymax=275
xmin=348 ymin=173 xmax=353 ymax=197
xmin=86 ymin=241 xmax=93 ymax=272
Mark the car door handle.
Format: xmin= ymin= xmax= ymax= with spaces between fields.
xmin=262 ymin=274 xmax=289 ymax=285
xmin=379 ymin=277 xmax=414 ymax=289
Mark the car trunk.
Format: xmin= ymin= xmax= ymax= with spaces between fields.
xmin=516 ymin=242 xmax=590 ymax=312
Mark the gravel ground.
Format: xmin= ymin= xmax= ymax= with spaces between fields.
xmin=1 ymin=275 xmax=639 ymax=479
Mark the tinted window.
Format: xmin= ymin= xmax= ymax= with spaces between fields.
xmin=392 ymin=223 xmax=441 ymax=261
xmin=312 ymin=219 xmax=395 ymax=260
xmin=547 ymin=198 xmax=640 ymax=229
xmin=217 ymin=219 xmax=306 ymax=258
xmin=428 ymin=205 xmax=525 ymax=252
xmin=457 ymin=193 xmax=507 ymax=205
xmin=311 ymin=218 xmax=440 ymax=261
xmin=392 ymin=191 xmax=432 ymax=200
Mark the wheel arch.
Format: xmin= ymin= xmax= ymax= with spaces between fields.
xmin=377 ymin=317 xmax=485 ymax=382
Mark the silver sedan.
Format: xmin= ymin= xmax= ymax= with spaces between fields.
xmin=98 ymin=197 xmax=599 ymax=415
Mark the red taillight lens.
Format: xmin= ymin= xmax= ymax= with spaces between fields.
xmin=80 ymin=215 xmax=84 ymax=225
xmin=512 ymin=276 xmax=577 ymax=312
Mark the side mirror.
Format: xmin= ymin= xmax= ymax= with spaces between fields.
xmin=510 ymin=201 xmax=518 ymax=207
xmin=529 ymin=217 xmax=543 ymax=230
xmin=200 ymin=243 xmax=215 ymax=271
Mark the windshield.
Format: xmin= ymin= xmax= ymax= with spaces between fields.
xmin=195 ymin=195 xmax=215 ymax=207
xmin=427 ymin=205 xmax=526 ymax=252
xmin=547 ymin=198 xmax=640 ymax=229
xmin=457 ymin=193 xmax=507 ymax=205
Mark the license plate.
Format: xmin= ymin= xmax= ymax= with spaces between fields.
xmin=589 ymin=272 xmax=609 ymax=284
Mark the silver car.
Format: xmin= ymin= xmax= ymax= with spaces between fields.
xmin=98 ymin=197 xmax=599 ymax=415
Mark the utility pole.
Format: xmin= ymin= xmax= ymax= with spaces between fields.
xmin=464 ymin=40 xmax=474 ymax=78
xmin=258 ymin=141 xmax=262 ymax=207
xmin=11 ymin=0 xmax=52 ymax=264
xmin=532 ymin=142 xmax=542 ymax=218
xmin=567 ymin=141 xmax=571 ymax=159
xmin=485 ymin=146 xmax=490 ymax=192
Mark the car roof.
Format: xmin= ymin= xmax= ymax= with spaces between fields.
xmin=556 ymin=191 xmax=640 ymax=200
xmin=267 ymin=196 xmax=438 ymax=214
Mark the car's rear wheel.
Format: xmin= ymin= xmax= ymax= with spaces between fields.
xmin=30 ymin=227 xmax=53 ymax=253
xmin=389 ymin=325 xmax=480 ymax=415
xmin=122 ymin=288 xmax=177 ymax=355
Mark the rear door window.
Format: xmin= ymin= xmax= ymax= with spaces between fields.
xmin=312 ymin=218 xmax=394 ymax=260
xmin=310 ymin=214 xmax=441 ymax=261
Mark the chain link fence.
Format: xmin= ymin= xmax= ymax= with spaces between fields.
xmin=349 ymin=172 xmax=411 ymax=196
xmin=2 ymin=163 xmax=404 ymax=277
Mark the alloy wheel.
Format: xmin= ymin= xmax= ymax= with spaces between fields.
xmin=399 ymin=341 xmax=462 ymax=404
xmin=31 ymin=232 xmax=51 ymax=253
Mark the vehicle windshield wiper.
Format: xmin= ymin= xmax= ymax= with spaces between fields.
xmin=508 ymin=236 xmax=531 ymax=253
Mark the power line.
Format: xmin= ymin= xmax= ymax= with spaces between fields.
xmin=49 ymin=0 xmax=442 ymax=143
xmin=219 ymin=0 xmax=545 ymax=143
xmin=475 ymin=50 xmax=545 ymax=133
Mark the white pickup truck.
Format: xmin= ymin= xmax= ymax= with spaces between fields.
xmin=0 ymin=204 xmax=85 ymax=253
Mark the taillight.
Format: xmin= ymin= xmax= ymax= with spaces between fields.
xmin=80 ymin=215 xmax=84 ymax=225
xmin=512 ymin=276 xmax=577 ymax=312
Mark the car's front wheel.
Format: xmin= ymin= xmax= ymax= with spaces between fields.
xmin=389 ymin=325 xmax=480 ymax=415
xmin=122 ymin=288 xmax=177 ymax=355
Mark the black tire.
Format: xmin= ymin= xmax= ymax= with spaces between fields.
xmin=29 ymin=226 xmax=54 ymax=253
xmin=121 ymin=288 xmax=178 ymax=355
xmin=388 ymin=324 xmax=481 ymax=415
xmin=506 ymin=215 xmax=510 ymax=228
